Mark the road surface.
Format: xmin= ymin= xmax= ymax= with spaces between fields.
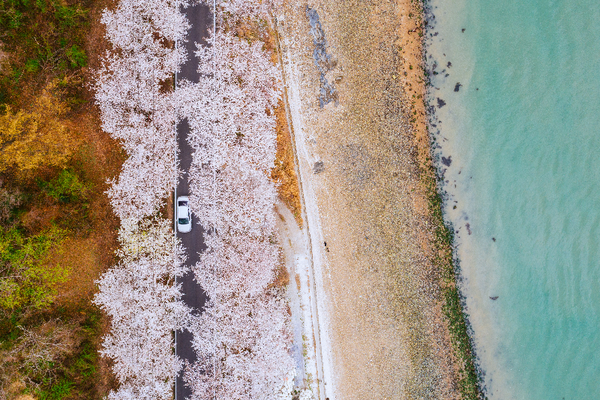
xmin=175 ymin=2 xmax=211 ymax=400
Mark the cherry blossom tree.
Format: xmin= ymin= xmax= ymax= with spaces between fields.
xmin=178 ymin=30 xmax=281 ymax=235
xmin=94 ymin=218 xmax=191 ymax=400
xmin=198 ymin=0 xmax=282 ymax=22
xmin=194 ymin=231 xmax=279 ymax=298
xmin=180 ymin=12 xmax=296 ymax=399
xmin=95 ymin=0 xmax=189 ymax=222
xmin=184 ymin=291 xmax=294 ymax=400
xmin=95 ymin=0 xmax=298 ymax=397
xmin=94 ymin=1 xmax=192 ymax=399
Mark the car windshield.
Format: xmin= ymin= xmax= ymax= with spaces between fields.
xmin=178 ymin=218 xmax=189 ymax=225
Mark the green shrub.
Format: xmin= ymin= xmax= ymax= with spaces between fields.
xmin=40 ymin=169 xmax=88 ymax=203
xmin=0 ymin=226 xmax=68 ymax=312
xmin=72 ymin=341 xmax=97 ymax=378
xmin=38 ymin=378 xmax=73 ymax=400
xmin=24 ymin=58 xmax=40 ymax=73
xmin=54 ymin=4 xmax=87 ymax=31
xmin=65 ymin=45 xmax=86 ymax=68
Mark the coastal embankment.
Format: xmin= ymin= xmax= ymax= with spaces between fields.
xmin=275 ymin=0 xmax=481 ymax=398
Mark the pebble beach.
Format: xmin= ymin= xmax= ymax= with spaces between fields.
xmin=276 ymin=1 xmax=470 ymax=398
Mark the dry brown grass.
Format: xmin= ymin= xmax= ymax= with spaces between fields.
xmin=271 ymin=100 xmax=303 ymax=227
xmin=270 ymin=254 xmax=290 ymax=289
xmin=52 ymin=236 xmax=115 ymax=307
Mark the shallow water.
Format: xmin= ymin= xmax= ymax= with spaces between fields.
xmin=426 ymin=0 xmax=600 ymax=398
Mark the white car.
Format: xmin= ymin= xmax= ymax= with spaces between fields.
xmin=177 ymin=196 xmax=192 ymax=233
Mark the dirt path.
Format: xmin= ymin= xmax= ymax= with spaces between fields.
xmin=276 ymin=1 xmax=459 ymax=399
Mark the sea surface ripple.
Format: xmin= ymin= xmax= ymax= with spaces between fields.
xmin=426 ymin=0 xmax=600 ymax=398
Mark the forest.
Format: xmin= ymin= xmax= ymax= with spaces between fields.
xmin=0 ymin=0 xmax=123 ymax=398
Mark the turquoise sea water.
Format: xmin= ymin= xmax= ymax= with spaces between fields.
xmin=426 ymin=0 xmax=600 ymax=398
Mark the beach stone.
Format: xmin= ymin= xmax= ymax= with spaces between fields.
xmin=313 ymin=160 xmax=325 ymax=174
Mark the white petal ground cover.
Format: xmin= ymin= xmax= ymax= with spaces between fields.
xmin=93 ymin=0 xmax=295 ymax=399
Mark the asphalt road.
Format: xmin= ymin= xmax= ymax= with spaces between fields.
xmin=175 ymin=3 xmax=211 ymax=399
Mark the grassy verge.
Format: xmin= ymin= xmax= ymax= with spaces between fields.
xmin=410 ymin=0 xmax=485 ymax=397
xmin=269 ymin=22 xmax=303 ymax=228
xmin=0 ymin=0 xmax=122 ymax=398
xmin=421 ymin=161 xmax=484 ymax=399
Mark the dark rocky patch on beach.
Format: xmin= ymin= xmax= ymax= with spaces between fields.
xmin=307 ymin=7 xmax=339 ymax=108
xmin=313 ymin=160 xmax=325 ymax=174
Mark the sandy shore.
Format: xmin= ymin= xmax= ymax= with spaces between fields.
xmin=275 ymin=1 xmax=463 ymax=399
